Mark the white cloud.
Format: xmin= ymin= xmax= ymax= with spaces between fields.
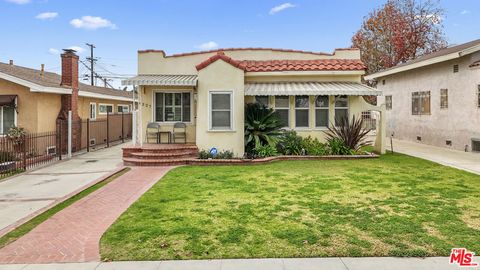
xmin=67 ymin=46 xmax=85 ymax=54
xmin=35 ymin=12 xmax=58 ymax=20
xmin=5 ymin=0 xmax=30 ymax=4
xmin=460 ymin=10 xmax=470 ymax=15
xmin=196 ymin=41 xmax=219 ymax=50
xmin=70 ymin=16 xmax=116 ymax=30
xmin=269 ymin=3 xmax=296 ymax=15
xmin=48 ymin=48 xmax=60 ymax=55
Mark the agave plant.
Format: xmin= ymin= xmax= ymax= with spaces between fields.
xmin=244 ymin=102 xmax=284 ymax=154
xmin=325 ymin=115 xmax=371 ymax=151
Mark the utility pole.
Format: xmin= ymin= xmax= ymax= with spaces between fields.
xmin=86 ymin=43 xmax=96 ymax=86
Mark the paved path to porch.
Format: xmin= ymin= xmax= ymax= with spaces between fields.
xmin=0 ymin=166 xmax=173 ymax=264
xmin=0 ymin=143 xmax=128 ymax=236
xmin=388 ymin=138 xmax=480 ymax=175
xmin=0 ymin=256 xmax=475 ymax=270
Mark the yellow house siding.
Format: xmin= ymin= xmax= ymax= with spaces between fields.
xmin=197 ymin=60 xmax=245 ymax=156
xmin=35 ymin=93 xmax=61 ymax=132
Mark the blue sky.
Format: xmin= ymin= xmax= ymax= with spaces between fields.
xmin=0 ymin=0 xmax=478 ymax=88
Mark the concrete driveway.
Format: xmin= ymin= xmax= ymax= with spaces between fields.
xmin=0 ymin=143 xmax=127 ymax=235
xmin=388 ymin=138 xmax=480 ymax=175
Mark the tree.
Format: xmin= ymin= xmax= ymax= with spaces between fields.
xmin=352 ymin=0 xmax=447 ymax=75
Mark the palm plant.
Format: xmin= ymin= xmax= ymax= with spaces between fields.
xmin=244 ymin=102 xmax=284 ymax=154
xmin=325 ymin=115 xmax=371 ymax=151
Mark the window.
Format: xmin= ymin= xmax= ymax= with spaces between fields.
xmin=382 ymin=79 xmax=386 ymax=85
xmin=154 ymin=92 xmax=191 ymax=122
xmin=210 ymin=91 xmax=232 ymax=130
xmin=472 ymin=139 xmax=480 ymax=152
xmin=315 ymin=96 xmax=329 ymax=128
xmin=98 ymin=104 xmax=113 ymax=115
xmin=477 ymin=85 xmax=480 ymax=108
xmin=89 ymin=103 xmax=96 ymax=120
xmin=411 ymin=91 xmax=431 ymax=115
xmin=117 ymin=104 xmax=129 ymax=113
xmin=0 ymin=106 xmax=15 ymax=134
xmin=385 ymin=95 xmax=392 ymax=110
xmin=453 ymin=64 xmax=459 ymax=73
xmin=255 ymin=96 xmax=269 ymax=107
xmin=440 ymin=89 xmax=448 ymax=109
xmin=334 ymin=95 xmax=349 ymax=126
xmin=274 ymin=96 xmax=289 ymax=128
xmin=295 ymin=96 xmax=309 ymax=128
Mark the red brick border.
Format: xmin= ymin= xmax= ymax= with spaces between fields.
xmin=0 ymin=167 xmax=126 ymax=239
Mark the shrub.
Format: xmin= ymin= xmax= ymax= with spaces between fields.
xmin=244 ymin=103 xmax=284 ymax=155
xmin=254 ymin=144 xmax=278 ymax=158
xmin=198 ymin=149 xmax=234 ymax=159
xmin=301 ymin=136 xmax=328 ymax=156
xmin=277 ymin=131 xmax=304 ymax=155
xmin=325 ymin=115 xmax=371 ymax=152
xmin=328 ymin=138 xmax=354 ymax=155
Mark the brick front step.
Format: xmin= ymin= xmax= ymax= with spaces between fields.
xmin=124 ymin=157 xmax=195 ymax=166
xmin=130 ymin=151 xmax=198 ymax=160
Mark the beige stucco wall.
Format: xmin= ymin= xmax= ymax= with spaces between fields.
xmin=0 ymin=78 xmax=62 ymax=133
xmin=376 ymin=52 xmax=480 ymax=151
xmin=138 ymin=49 xmax=361 ymax=75
xmin=137 ymin=85 xmax=196 ymax=143
xmin=196 ymin=60 xmax=245 ymax=156
xmin=78 ymin=96 xmax=132 ymax=120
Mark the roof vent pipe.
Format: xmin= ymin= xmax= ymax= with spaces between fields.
xmin=41 ymin=64 xmax=45 ymax=76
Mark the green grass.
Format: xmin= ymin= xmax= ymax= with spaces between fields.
xmin=100 ymin=154 xmax=480 ymax=260
xmin=0 ymin=168 xmax=130 ymax=249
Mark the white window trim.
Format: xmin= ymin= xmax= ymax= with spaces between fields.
xmin=314 ymin=95 xmax=329 ymax=129
xmin=0 ymin=98 xmax=17 ymax=135
xmin=208 ymin=90 xmax=234 ymax=132
xmin=98 ymin=103 xmax=113 ymax=115
xmin=334 ymin=95 xmax=349 ymax=126
xmin=274 ymin=96 xmax=290 ymax=129
xmin=117 ymin=104 xmax=130 ymax=113
xmin=295 ymin=95 xmax=310 ymax=129
xmin=89 ymin=102 xmax=97 ymax=120
xmin=151 ymin=90 xmax=193 ymax=124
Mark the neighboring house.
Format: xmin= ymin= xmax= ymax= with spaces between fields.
xmin=365 ymin=39 xmax=480 ymax=152
xmin=123 ymin=47 xmax=386 ymax=157
xmin=0 ymin=50 xmax=132 ymax=136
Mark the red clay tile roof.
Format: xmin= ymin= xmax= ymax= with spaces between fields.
xmin=240 ymin=59 xmax=366 ymax=72
xmin=195 ymin=52 xmax=366 ymax=72
xmin=195 ymin=52 xmax=247 ymax=71
xmin=139 ymin=47 xmax=360 ymax=57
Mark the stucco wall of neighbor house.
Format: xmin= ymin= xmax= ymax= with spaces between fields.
xmin=376 ymin=52 xmax=480 ymax=152
xmin=197 ymin=60 xmax=245 ymax=157
xmin=138 ymin=49 xmax=361 ymax=75
xmin=78 ymin=96 xmax=133 ymax=120
xmin=137 ymin=85 xmax=196 ymax=143
xmin=35 ymin=92 xmax=61 ymax=132
xmin=0 ymin=78 xmax=39 ymax=133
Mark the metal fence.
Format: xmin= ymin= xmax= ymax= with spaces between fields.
xmin=0 ymin=112 xmax=132 ymax=178
xmin=79 ymin=113 xmax=132 ymax=152
xmin=361 ymin=111 xmax=377 ymax=131
xmin=0 ymin=130 xmax=61 ymax=178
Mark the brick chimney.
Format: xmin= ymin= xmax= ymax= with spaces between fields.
xmin=57 ymin=49 xmax=81 ymax=152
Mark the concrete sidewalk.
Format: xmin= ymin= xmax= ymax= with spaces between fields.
xmin=388 ymin=138 xmax=480 ymax=175
xmin=0 ymin=257 xmax=477 ymax=270
xmin=0 ymin=143 xmax=127 ymax=236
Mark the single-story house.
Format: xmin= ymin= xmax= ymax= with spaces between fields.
xmin=365 ymin=39 xmax=480 ymax=152
xmin=123 ymin=47 xmax=386 ymax=158
xmin=0 ymin=50 xmax=132 ymax=135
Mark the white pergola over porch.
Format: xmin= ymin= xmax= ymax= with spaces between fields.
xmin=245 ymin=81 xmax=382 ymax=96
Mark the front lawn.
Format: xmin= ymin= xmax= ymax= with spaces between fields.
xmin=101 ymin=153 xmax=480 ymax=260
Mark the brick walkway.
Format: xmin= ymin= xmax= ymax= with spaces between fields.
xmin=0 ymin=167 xmax=173 ymax=264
